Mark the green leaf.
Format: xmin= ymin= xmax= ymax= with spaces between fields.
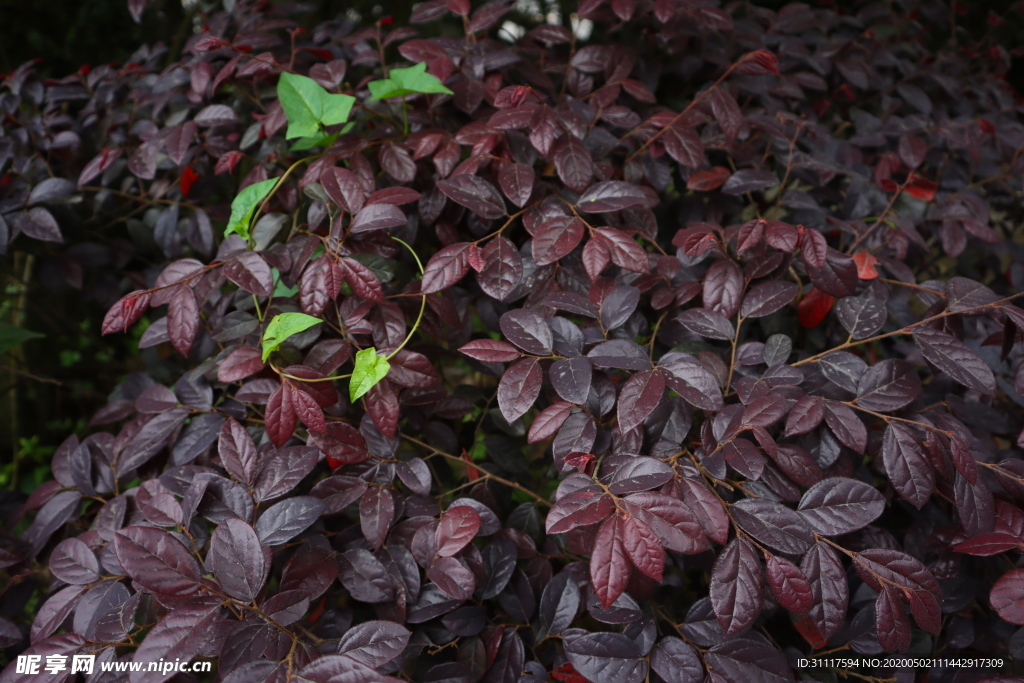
xmin=225 ymin=178 xmax=280 ymax=240
xmin=367 ymin=62 xmax=454 ymax=101
xmin=349 ymin=347 xmax=390 ymax=402
xmin=270 ymin=267 xmax=299 ymax=297
xmin=273 ymin=280 xmax=299 ymax=298
xmin=289 ymin=131 xmax=339 ymax=152
xmin=261 ymin=312 xmax=322 ymax=361
xmin=278 ymin=72 xmax=356 ymax=140
xmin=0 ymin=323 xmax=44 ymax=355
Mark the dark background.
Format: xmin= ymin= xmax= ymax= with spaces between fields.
xmin=0 ymin=0 xmax=1021 ymax=496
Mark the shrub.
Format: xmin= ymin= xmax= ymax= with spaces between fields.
xmin=3 ymin=0 xmax=1024 ymax=680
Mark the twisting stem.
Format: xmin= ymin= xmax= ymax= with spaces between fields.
xmin=249 ymin=152 xmax=325 ymax=242
xmin=384 ymin=236 xmax=426 ymax=361
xmin=272 ymin=235 xmax=427 ymax=383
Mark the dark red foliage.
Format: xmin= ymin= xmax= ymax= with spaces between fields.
xmin=3 ymin=0 xmax=1024 ymax=680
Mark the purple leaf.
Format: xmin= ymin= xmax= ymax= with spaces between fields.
xmin=912 ymin=326 xmax=996 ymax=396
xmin=731 ymin=498 xmax=814 ymax=554
xmin=497 ymin=357 xmax=543 ymax=424
xmin=113 ymin=527 xmax=202 ymax=597
xmin=437 ymin=175 xmax=506 ymax=219
xmin=210 ymin=518 xmax=268 ymax=601
xmin=436 ymin=506 xmax=481 ymax=557
xmin=856 ymin=359 xmax=921 ymax=411
xmin=350 ymin=203 xmax=408 ymax=233
xmin=577 ymin=181 xmax=647 ymax=213
xmin=564 ymin=632 xmax=647 ymax=683
xmin=255 ymin=496 xmax=327 ymax=545
xmin=617 ymin=369 xmax=666 ymax=433
xmin=710 ymin=537 xmax=763 ymax=636
xmin=798 ymin=477 xmax=885 ymax=535
xmin=721 ymin=169 xmax=778 ymax=195
xmin=881 ymin=422 xmax=934 ymax=509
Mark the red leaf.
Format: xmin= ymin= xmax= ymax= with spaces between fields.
xmin=290 ymin=384 xmax=326 ymax=434
xmin=766 ymin=555 xmax=813 ymax=614
xmin=336 ymin=257 xmax=384 ymax=302
xmin=265 ymin=384 xmax=297 ymax=447
xmin=852 ymin=251 xmax=879 ymax=279
xmin=359 ymin=485 xmax=394 ymax=550
xmin=955 ymin=532 xmax=1023 ymax=556
xmin=497 ymin=357 xmax=543 ymax=423
xmin=791 ymin=612 xmax=828 ymax=650
xmin=364 ymin=381 xmax=399 ymax=439
xmin=167 ymin=285 xmax=200 ymax=356
xmin=218 ymin=346 xmax=265 ymax=382
xmin=467 ymin=244 xmax=486 ymax=272
xmin=462 ymin=450 xmax=480 ymax=481
xmin=215 ymin=151 xmax=245 ymax=175
xmin=551 ymin=663 xmax=589 ymax=683
xmin=459 ymin=339 xmax=521 ymax=363
xmin=799 ymin=226 xmax=827 ymax=269
xmin=590 ymin=515 xmax=630 ymax=609
xmin=102 ymin=290 xmax=151 ymax=335
xmin=876 ymin=585 xmax=911 ymax=652
xmin=686 ymin=167 xmax=731 ymax=191
xmin=617 ymin=369 xmax=665 ymax=433
xmin=422 ymin=242 xmax=472 ymax=293
xmin=435 ymin=506 xmax=481 ymax=557
xmin=546 ymin=491 xmax=614 ymax=534
xmin=527 ymin=402 xmax=573 ymax=443
xmin=905 ymin=173 xmax=936 ymax=202
xmin=710 ymin=536 xmax=763 ymax=636
xmin=909 ymin=589 xmax=941 ymax=634
xmin=619 ymin=514 xmax=664 ymax=582
xmin=78 ymin=148 xmax=124 ymax=187
xmin=739 ymin=49 xmax=779 ymax=75
xmin=582 ymin=236 xmax=611 ymax=281
xmin=798 ymin=287 xmax=834 ymax=328
xmin=180 ymin=166 xmax=199 ymax=199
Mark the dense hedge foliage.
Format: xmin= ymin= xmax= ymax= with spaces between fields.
xmin=3 ymin=0 xmax=1024 ymax=681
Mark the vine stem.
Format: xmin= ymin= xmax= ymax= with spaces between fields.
xmin=792 ymin=291 xmax=1024 ymax=368
xmin=471 ymin=206 xmax=531 ymax=244
xmin=249 ymin=152 xmax=324 ymax=242
xmin=724 ymin=314 xmax=745 ymax=394
xmin=402 ymin=434 xmax=550 ymax=507
xmin=622 ymin=55 xmax=751 ymax=165
xmin=384 ymin=236 xmax=426 ymax=361
xmin=273 ymin=235 xmax=426 ymax=383
xmin=80 ymin=186 xmax=193 ymax=208
xmin=842 ymin=401 xmax=953 ymax=437
xmin=648 ymin=310 xmax=670 ymax=360
xmin=846 ymin=177 xmax=907 ymax=254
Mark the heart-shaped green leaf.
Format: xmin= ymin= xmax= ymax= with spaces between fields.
xmin=278 ymin=72 xmax=356 ymax=140
xmin=367 ymin=62 xmax=453 ymax=101
xmin=350 ymin=347 xmax=390 ymax=401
